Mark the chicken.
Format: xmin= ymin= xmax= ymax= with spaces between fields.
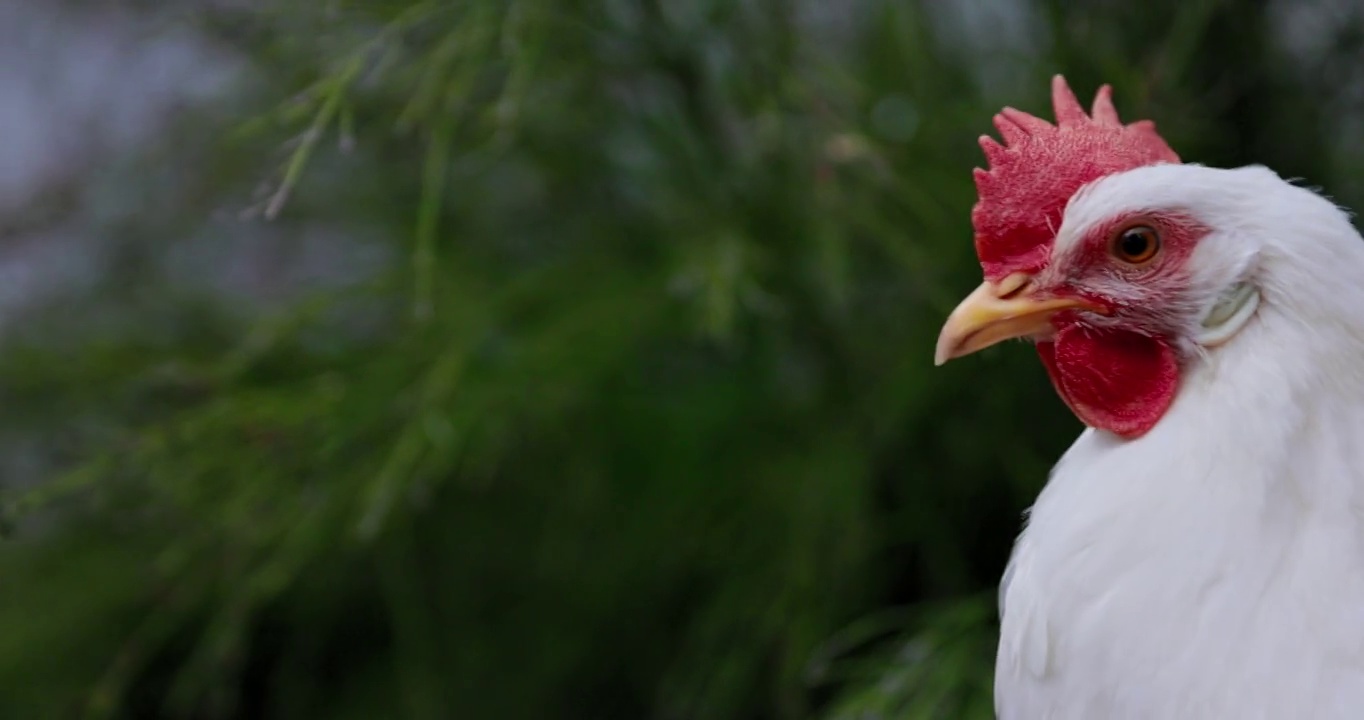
xmin=935 ymin=75 xmax=1364 ymax=719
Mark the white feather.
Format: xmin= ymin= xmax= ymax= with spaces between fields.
xmin=996 ymin=163 xmax=1364 ymax=719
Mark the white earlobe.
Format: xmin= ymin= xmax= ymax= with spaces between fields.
xmin=1195 ymin=281 xmax=1260 ymax=347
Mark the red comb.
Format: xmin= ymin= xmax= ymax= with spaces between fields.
xmin=971 ymin=75 xmax=1179 ymax=280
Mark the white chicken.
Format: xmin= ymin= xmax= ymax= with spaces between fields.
xmin=935 ymin=76 xmax=1364 ymax=719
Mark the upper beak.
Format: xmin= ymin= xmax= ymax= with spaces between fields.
xmin=934 ymin=273 xmax=1101 ymax=366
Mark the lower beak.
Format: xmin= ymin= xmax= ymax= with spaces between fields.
xmin=934 ymin=274 xmax=1100 ymax=365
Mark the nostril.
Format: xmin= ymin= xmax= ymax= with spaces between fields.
xmin=995 ymin=272 xmax=1034 ymax=299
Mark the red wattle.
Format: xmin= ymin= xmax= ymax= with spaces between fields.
xmin=1035 ymin=326 xmax=1179 ymax=438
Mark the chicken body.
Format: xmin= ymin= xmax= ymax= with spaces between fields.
xmin=993 ymin=164 xmax=1364 ymax=718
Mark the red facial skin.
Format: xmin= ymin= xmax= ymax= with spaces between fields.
xmin=969 ymin=76 xmax=1186 ymax=439
xmin=1031 ymin=211 xmax=1210 ymax=438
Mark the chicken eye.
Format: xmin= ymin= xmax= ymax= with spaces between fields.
xmin=1112 ymin=225 xmax=1160 ymax=265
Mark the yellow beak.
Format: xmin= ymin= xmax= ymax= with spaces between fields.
xmin=934 ymin=273 xmax=1102 ymax=366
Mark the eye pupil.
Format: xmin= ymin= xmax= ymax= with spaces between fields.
xmin=1115 ymin=226 xmax=1159 ymax=263
xmin=1121 ymin=232 xmax=1149 ymax=257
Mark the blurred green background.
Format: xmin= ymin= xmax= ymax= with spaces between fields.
xmin=0 ymin=0 xmax=1359 ymax=717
